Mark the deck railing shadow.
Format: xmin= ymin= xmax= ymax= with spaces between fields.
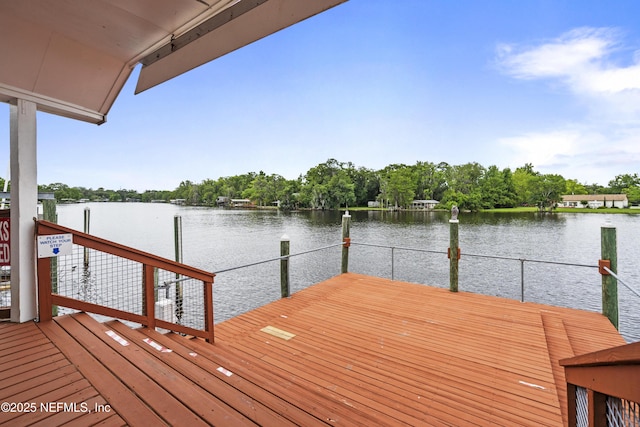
xmin=36 ymin=220 xmax=215 ymax=342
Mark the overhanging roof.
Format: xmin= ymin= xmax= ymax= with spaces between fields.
xmin=0 ymin=0 xmax=346 ymax=124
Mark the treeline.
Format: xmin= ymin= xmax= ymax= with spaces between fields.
xmin=10 ymin=159 xmax=640 ymax=211
xmin=145 ymin=159 xmax=640 ymax=211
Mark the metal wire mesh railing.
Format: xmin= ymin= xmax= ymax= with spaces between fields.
xmin=53 ymin=246 xmax=207 ymax=332
xmin=55 ymin=247 xmax=142 ymax=314
xmin=607 ymin=396 xmax=640 ymax=427
xmin=37 ymin=220 xmax=215 ymax=342
xmin=573 ymin=386 xmax=640 ymax=427
xmin=564 ymin=340 xmax=640 ymax=427
xmin=576 ymin=386 xmax=589 ymax=427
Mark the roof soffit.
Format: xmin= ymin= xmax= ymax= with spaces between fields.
xmin=0 ymin=0 xmax=346 ymax=124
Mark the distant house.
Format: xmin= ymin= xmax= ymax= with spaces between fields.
xmin=230 ymin=198 xmax=253 ymax=208
xmin=368 ymin=201 xmax=380 ymax=208
xmin=216 ymin=196 xmax=230 ymax=207
xmin=410 ymin=200 xmax=439 ymax=210
xmin=560 ymin=194 xmax=628 ymax=209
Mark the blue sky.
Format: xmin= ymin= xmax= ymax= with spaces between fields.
xmin=2 ymin=0 xmax=640 ymax=192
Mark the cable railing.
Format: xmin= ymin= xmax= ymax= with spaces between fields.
xmin=603 ymin=266 xmax=640 ymax=300
xmin=204 ymin=217 xmax=639 ymax=316
xmin=351 ymin=241 xmax=605 ymax=303
xmin=35 ymin=211 xmax=639 ymax=347
xmin=212 ymin=242 xmax=345 ymax=274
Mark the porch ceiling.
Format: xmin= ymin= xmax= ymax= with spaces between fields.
xmin=0 ymin=0 xmax=346 ymax=124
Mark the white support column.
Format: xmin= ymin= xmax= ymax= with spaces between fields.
xmin=10 ymin=99 xmax=38 ymax=322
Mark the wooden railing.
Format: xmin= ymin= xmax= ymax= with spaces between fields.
xmin=36 ymin=220 xmax=216 ymax=342
xmin=560 ymin=341 xmax=640 ymax=427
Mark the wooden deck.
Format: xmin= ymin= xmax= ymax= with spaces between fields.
xmin=0 ymin=273 xmax=625 ymax=426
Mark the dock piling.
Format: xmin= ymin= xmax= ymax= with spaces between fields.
xmin=600 ymin=220 xmax=618 ymax=329
xmin=174 ymin=215 xmax=183 ymax=321
xmin=43 ymin=199 xmax=57 ymax=316
xmin=280 ymin=235 xmax=290 ymax=298
xmin=449 ymin=206 xmax=460 ymax=292
xmin=83 ymin=207 xmax=90 ymax=269
xmin=341 ymin=211 xmax=351 ymax=274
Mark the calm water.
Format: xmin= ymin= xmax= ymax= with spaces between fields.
xmin=56 ymin=203 xmax=640 ymax=342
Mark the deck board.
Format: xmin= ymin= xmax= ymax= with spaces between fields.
xmin=0 ymin=273 xmax=626 ymax=426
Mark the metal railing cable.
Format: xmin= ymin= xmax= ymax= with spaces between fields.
xmin=212 ymin=242 xmax=345 ymax=275
xmin=351 ymin=241 xmax=446 ymax=256
xmin=603 ymin=266 xmax=640 ymax=300
xmin=462 ymin=251 xmax=597 ymax=269
xmin=351 ymin=241 xmax=604 ymax=302
xmin=164 ymin=238 xmax=640 ymax=304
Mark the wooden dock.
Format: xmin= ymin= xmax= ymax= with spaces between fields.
xmin=0 ymin=273 xmax=625 ymax=426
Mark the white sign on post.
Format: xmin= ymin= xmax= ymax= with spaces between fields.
xmin=37 ymin=234 xmax=73 ymax=258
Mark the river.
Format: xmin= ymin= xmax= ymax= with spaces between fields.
xmin=56 ymin=203 xmax=640 ymax=342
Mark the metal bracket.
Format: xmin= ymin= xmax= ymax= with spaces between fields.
xmin=598 ymin=259 xmax=611 ymax=275
xmin=342 ymin=237 xmax=351 ymax=248
xmin=448 ymin=247 xmax=461 ymax=260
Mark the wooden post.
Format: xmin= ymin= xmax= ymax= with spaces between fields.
xmin=280 ymin=235 xmax=290 ymax=298
xmin=204 ymin=280 xmax=214 ymax=343
xmin=566 ymin=384 xmax=577 ymax=427
xmin=600 ymin=220 xmax=618 ymax=329
xmin=588 ymin=389 xmax=607 ymax=427
xmin=449 ymin=206 xmax=460 ymax=292
xmin=42 ymin=199 xmax=58 ymax=316
xmin=174 ymin=215 xmax=183 ymax=321
xmin=42 ymin=199 xmax=57 ymax=223
xmin=142 ymin=264 xmax=156 ymax=329
xmin=83 ymin=207 xmax=90 ymax=269
xmin=37 ymin=257 xmax=53 ymax=322
xmin=341 ymin=211 xmax=351 ymax=274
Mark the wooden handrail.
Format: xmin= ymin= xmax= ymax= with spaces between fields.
xmin=560 ymin=341 xmax=640 ymax=427
xmin=36 ymin=220 xmax=214 ymax=282
xmin=560 ymin=340 xmax=640 ymax=368
xmin=35 ymin=220 xmax=216 ymax=342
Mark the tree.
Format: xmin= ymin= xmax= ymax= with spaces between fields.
xmin=533 ymin=174 xmax=566 ymax=212
xmin=413 ymin=161 xmax=448 ymax=201
xmin=243 ymin=173 xmax=289 ymax=207
xmin=277 ymin=179 xmax=302 ymax=210
xmin=173 ymin=180 xmax=199 ymax=204
xmin=344 ymin=164 xmax=379 ymax=206
xmin=624 ymin=186 xmax=640 ymax=205
xmin=608 ymin=173 xmax=640 ymax=205
xmin=301 ymin=159 xmax=355 ymax=209
xmin=608 ymin=173 xmax=640 ymax=193
xmin=479 ymin=166 xmax=517 ymax=209
xmin=382 ymin=166 xmax=415 ymax=209
xmin=441 ymin=162 xmax=485 ymax=211
xmin=565 ymin=179 xmax=588 ymax=195
xmin=512 ymin=164 xmax=540 ymax=206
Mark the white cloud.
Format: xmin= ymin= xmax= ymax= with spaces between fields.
xmin=499 ymin=126 xmax=640 ymax=184
xmin=495 ymin=27 xmax=640 ymax=184
xmin=497 ymin=27 xmax=640 ymax=96
xmin=499 ymin=130 xmax=581 ymax=167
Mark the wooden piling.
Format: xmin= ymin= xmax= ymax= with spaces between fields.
xmin=600 ymin=220 xmax=618 ymax=329
xmin=42 ymin=199 xmax=57 ymax=316
xmin=280 ymin=235 xmax=290 ymax=298
xmin=341 ymin=212 xmax=351 ymax=274
xmin=83 ymin=207 xmax=90 ymax=268
xmin=449 ymin=206 xmax=459 ymax=293
xmin=174 ymin=215 xmax=183 ymax=321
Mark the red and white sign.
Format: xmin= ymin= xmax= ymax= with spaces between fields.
xmin=0 ymin=218 xmax=9 ymax=266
